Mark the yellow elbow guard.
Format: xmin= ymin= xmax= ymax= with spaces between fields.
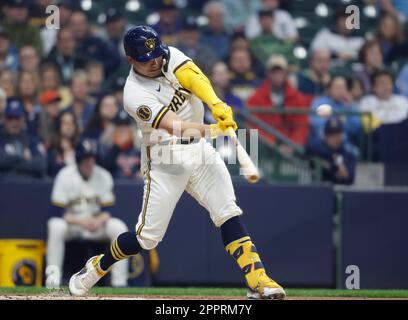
xmin=175 ymin=61 xmax=222 ymax=107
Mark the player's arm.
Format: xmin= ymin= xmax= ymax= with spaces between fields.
xmin=174 ymin=61 xmax=237 ymax=129
xmin=158 ymin=109 xmax=234 ymax=139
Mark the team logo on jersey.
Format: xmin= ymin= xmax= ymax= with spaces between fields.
xmin=144 ymin=39 xmax=156 ymax=51
xmin=137 ymin=105 xmax=152 ymax=121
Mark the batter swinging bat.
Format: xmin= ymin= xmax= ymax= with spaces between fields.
xmin=227 ymin=128 xmax=260 ymax=183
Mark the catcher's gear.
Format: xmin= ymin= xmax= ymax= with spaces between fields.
xmin=123 ymin=26 xmax=168 ymax=62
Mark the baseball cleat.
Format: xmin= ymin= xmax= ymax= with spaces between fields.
xmin=69 ymin=255 xmax=106 ymax=296
xmin=246 ymin=271 xmax=286 ymax=300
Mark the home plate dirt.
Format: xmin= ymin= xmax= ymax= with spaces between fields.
xmin=1 ymin=294 xmax=407 ymax=300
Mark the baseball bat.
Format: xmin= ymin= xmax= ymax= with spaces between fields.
xmin=227 ymin=128 xmax=260 ymax=183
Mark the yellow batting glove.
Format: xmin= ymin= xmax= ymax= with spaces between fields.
xmin=211 ymin=102 xmax=234 ymax=122
xmin=209 ymin=120 xmax=237 ymax=139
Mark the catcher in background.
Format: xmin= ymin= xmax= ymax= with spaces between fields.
xmin=69 ymin=26 xmax=286 ymax=300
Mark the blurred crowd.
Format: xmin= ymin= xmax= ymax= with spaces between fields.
xmin=1 ymin=0 xmax=408 ymax=185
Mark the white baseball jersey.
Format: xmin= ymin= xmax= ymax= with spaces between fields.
xmin=51 ymin=164 xmax=115 ymax=219
xmin=122 ymin=45 xmax=242 ymax=250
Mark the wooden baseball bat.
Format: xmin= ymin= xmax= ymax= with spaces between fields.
xmin=227 ymin=128 xmax=260 ymax=183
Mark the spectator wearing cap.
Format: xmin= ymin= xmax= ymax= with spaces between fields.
xmin=99 ymin=8 xmax=132 ymax=59
xmin=99 ymin=110 xmax=141 ymax=180
xmin=249 ymin=8 xmax=297 ymax=68
xmin=245 ymin=0 xmax=298 ymax=43
xmin=150 ymin=0 xmax=182 ymax=46
xmin=66 ymin=70 xmax=95 ymax=132
xmin=200 ymin=1 xmax=230 ymax=60
xmin=41 ymin=0 xmax=73 ymax=56
xmin=0 ymin=0 xmax=43 ymax=55
xmin=310 ymin=75 xmax=362 ymax=147
xmin=359 ymin=70 xmax=408 ymax=132
xmin=17 ymin=71 xmax=42 ymax=136
xmin=311 ymin=7 xmax=364 ymax=65
xmin=227 ymin=48 xmax=261 ymax=102
xmin=84 ymin=94 xmax=119 ymax=141
xmin=176 ymin=17 xmax=217 ymax=75
xmin=0 ymin=27 xmax=19 ymax=72
xmin=45 ymin=28 xmax=87 ymax=85
xmin=305 ymin=118 xmax=357 ymax=185
xmin=39 ymin=62 xmax=72 ymax=109
xmin=47 ymin=110 xmax=79 ymax=177
xmin=0 ymin=98 xmax=47 ymax=181
xmin=68 ymin=10 xmax=121 ymax=76
xmin=294 ymin=49 xmax=331 ymax=97
xmin=247 ymin=55 xmax=312 ymax=151
xmin=38 ymin=90 xmax=62 ymax=147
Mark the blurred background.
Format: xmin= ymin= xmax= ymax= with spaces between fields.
xmin=0 ymin=0 xmax=407 ymax=290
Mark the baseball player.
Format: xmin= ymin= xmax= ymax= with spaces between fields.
xmin=47 ymin=138 xmax=128 ymax=287
xmin=69 ymin=26 xmax=285 ymax=299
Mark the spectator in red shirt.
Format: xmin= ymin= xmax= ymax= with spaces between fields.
xmin=247 ymin=54 xmax=312 ymax=151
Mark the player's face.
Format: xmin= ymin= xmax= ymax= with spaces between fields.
xmin=78 ymin=156 xmax=96 ymax=179
xmin=128 ymin=56 xmax=163 ymax=78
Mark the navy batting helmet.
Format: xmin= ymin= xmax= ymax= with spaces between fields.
xmin=75 ymin=138 xmax=98 ymax=163
xmin=123 ymin=26 xmax=168 ymax=62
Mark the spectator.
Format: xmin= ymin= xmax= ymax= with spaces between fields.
xmin=350 ymin=77 xmax=365 ymax=109
xmin=295 ymin=49 xmax=331 ymax=97
xmin=374 ymin=14 xmax=404 ymax=63
xmin=84 ymin=94 xmax=119 ymax=141
xmin=110 ymin=76 xmax=126 ymax=108
xmin=0 ymin=27 xmax=19 ymax=72
xmin=359 ymin=70 xmax=408 ymax=132
xmin=200 ymin=1 xmax=230 ymax=60
xmin=249 ymin=8 xmax=296 ymax=68
xmin=66 ymin=70 xmax=95 ymax=131
xmin=0 ymin=69 xmax=16 ymax=98
xmin=306 ymin=118 xmax=357 ymax=185
xmin=247 ymin=54 xmax=311 ymax=149
xmin=205 ymin=61 xmax=244 ymax=123
xmin=68 ymin=10 xmax=121 ymax=75
xmin=219 ymin=0 xmax=259 ymax=32
xmin=38 ymin=90 xmax=61 ymax=147
xmin=0 ymin=99 xmax=47 ymax=181
xmin=310 ymin=76 xmax=362 ymax=145
xmin=41 ymin=0 xmax=73 ymax=56
xmin=47 ymin=110 xmax=79 ymax=177
xmin=311 ymin=8 xmax=364 ymax=64
xmin=150 ymin=0 xmax=182 ymax=46
xmin=246 ymin=0 xmax=298 ymax=43
xmin=0 ymin=0 xmax=43 ymax=55
xmin=176 ymin=17 xmax=217 ymax=75
xmin=39 ymin=62 xmax=72 ymax=109
xmin=17 ymin=71 xmax=41 ymax=136
xmin=100 ymin=8 xmax=131 ymax=59
xmin=46 ymin=138 xmax=128 ymax=287
xmin=353 ymin=40 xmax=384 ymax=94
xmin=228 ymin=48 xmax=260 ymax=102
xmin=99 ymin=110 xmax=142 ymax=180
xmin=46 ymin=28 xmax=87 ymax=84
xmin=85 ymin=60 xmax=105 ymax=100
xmin=19 ymin=45 xmax=40 ymax=73
xmin=379 ymin=0 xmax=408 ymax=24
xmin=229 ymin=31 xmax=251 ymax=52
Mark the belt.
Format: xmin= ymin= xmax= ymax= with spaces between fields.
xmin=158 ymin=137 xmax=201 ymax=146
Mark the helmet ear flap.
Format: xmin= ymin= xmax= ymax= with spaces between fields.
xmin=162 ymin=45 xmax=170 ymax=72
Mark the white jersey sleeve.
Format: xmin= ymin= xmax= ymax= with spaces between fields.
xmin=50 ymin=168 xmax=70 ymax=208
xmin=98 ymin=168 xmax=115 ymax=207
xmin=161 ymin=46 xmax=192 ymax=92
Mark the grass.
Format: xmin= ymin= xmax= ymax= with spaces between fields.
xmin=1 ymin=286 xmax=408 ymax=298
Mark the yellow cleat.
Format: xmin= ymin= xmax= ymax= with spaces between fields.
xmin=247 ymin=270 xmax=286 ymax=300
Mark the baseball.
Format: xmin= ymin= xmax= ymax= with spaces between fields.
xmin=316 ymin=104 xmax=333 ymax=118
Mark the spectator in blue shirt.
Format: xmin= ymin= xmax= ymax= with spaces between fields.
xmin=310 ymin=76 xmax=362 ymax=146
xmin=200 ymin=1 xmax=231 ymax=60
xmin=0 ymin=99 xmax=47 ymax=181
xmin=306 ymin=118 xmax=357 ymax=185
